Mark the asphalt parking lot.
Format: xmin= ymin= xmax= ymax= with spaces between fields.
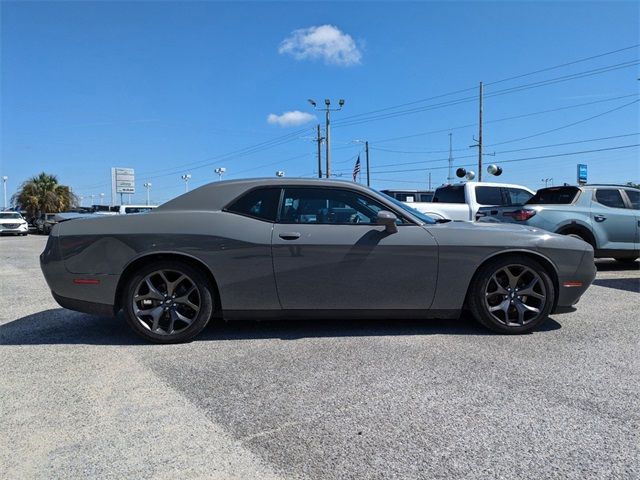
xmin=1 ymin=234 xmax=638 ymax=479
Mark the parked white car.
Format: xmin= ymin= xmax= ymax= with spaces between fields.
xmin=0 ymin=212 xmax=29 ymax=235
xmin=118 ymin=205 xmax=157 ymax=215
xmin=408 ymin=182 xmax=535 ymax=221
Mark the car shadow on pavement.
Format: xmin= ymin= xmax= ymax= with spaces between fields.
xmin=592 ymin=278 xmax=640 ymax=293
xmin=0 ymin=308 xmax=562 ymax=346
xmin=595 ymin=260 xmax=639 ymax=272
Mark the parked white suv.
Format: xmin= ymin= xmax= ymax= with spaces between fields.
xmin=409 ymin=182 xmax=535 ymax=221
xmin=0 ymin=212 xmax=29 ymax=235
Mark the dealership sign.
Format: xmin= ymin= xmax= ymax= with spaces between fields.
xmin=111 ymin=167 xmax=135 ymax=204
xmin=577 ymin=164 xmax=588 ymax=185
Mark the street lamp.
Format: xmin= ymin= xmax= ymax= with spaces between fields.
xmin=308 ymin=98 xmax=345 ymax=178
xmin=275 ymin=171 xmax=285 ymax=177
xmin=143 ymin=182 xmax=152 ymax=205
xmin=214 ymin=167 xmax=226 ymax=181
xmin=542 ymin=178 xmax=553 ymax=188
xmin=181 ymin=174 xmax=192 ymax=192
xmin=2 ymin=176 xmax=7 ymax=210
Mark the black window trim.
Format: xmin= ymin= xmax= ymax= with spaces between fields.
xmin=620 ymin=188 xmax=639 ymax=210
xmin=593 ymin=187 xmax=629 ymax=210
xmin=222 ymin=186 xmax=283 ymax=223
xmin=274 ymin=185 xmax=418 ymax=226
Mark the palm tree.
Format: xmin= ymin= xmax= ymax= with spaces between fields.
xmin=12 ymin=172 xmax=78 ymax=218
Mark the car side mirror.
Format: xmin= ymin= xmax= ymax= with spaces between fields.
xmin=376 ymin=210 xmax=398 ymax=234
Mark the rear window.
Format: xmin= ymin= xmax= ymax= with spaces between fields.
xmin=475 ymin=186 xmax=504 ymax=206
xmin=507 ymin=188 xmax=533 ymax=205
xmin=433 ymin=185 xmax=465 ymax=203
xmin=526 ymin=187 xmax=579 ymax=205
xmin=226 ymin=187 xmax=281 ymax=221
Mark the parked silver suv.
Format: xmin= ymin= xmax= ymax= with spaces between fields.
xmin=477 ymin=184 xmax=639 ymax=263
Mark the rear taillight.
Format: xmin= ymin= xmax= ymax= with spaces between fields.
xmin=503 ymin=209 xmax=536 ymax=221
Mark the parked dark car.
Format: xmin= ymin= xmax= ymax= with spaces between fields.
xmin=41 ymin=179 xmax=596 ymax=343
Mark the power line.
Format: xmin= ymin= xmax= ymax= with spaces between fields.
xmin=335 ymin=43 xmax=639 ymax=125
xmin=368 ymin=144 xmax=639 ymax=175
xmin=334 ymin=60 xmax=639 ymax=129
xmin=486 ymin=98 xmax=639 ymax=147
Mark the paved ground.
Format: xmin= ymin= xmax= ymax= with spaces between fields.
xmin=1 ymin=234 xmax=638 ymax=479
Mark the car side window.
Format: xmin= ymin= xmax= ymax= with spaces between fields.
xmin=507 ymin=188 xmax=533 ymax=205
xmin=595 ymin=189 xmax=626 ymax=209
xmin=475 ymin=186 xmax=504 ymax=206
xmin=226 ymin=187 xmax=281 ymax=221
xmin=624 ymin=190 xmax=639 ymax=210
xmin=279 ymin=188 xmax=402 ymax=225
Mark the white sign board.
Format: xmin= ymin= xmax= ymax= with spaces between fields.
xmin=111 ymin=167 xmax=135 ymax=204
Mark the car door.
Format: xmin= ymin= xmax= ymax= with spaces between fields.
xmin=621 ymin=189 xmax=640 ymax=250
xmin=591 ymin=188 xmax=637 ymax=250
xmin=272 ymin=186 xmax=439 ymax=311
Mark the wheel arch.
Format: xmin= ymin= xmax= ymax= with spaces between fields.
xmin=464 ymin=249 xmax=560 ymax=312
xmin=554 ymin=222 xmax=596 ymax=249
xmin=114 ymin=252 xmax=222 ymax=315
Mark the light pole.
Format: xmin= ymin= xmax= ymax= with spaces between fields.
xmin=542 ymin=178 xmax=553 ymax=188
xmin=144 ymin=182 xmax=152 ymax=205
xmin=2 ymin=176 xmax=7 ymax=210
xmin=308 ymin=98 xmax=344 ymax=178
xmin=214 ymin=167 xmax=226 ymax=181
xmin=181 ymin=174 xmax=191 ymax=192
xmin=276 ymin=171 xmax=285 ymax=177
xmin=99 ymin=193 xmax=105 ymax=206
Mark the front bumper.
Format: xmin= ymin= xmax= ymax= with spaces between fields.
xmin=0 ymin=223 xmax=28 ymax=234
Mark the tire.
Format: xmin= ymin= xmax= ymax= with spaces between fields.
xmin=467 ymin=255 xmax=555 ymax=334
xmin=122 ymin=260 xmax=215 ymax=343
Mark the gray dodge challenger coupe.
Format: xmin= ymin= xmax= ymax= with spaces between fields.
xmin=40 ymin=178 xmax=596 ymax=343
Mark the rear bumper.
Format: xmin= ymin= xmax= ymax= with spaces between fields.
xmin=554 ymin=250 xmax=597 ymax=310
xmin=52 ymin=292 xmax=115 ymax=317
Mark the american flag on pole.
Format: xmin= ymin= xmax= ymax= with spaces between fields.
xmin=352 ymin=155 xmax=361 ymax=182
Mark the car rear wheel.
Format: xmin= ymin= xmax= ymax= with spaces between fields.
xmin=123 ymin=260 xmax=215 ymax=343
xmin=467 ymin=255 xmax=555 ymax=334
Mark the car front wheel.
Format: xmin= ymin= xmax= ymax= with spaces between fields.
xmin=467 ymin=255 xmax=555 ymax=334
xmin=123 ymin=260 xmax=215 ymax=343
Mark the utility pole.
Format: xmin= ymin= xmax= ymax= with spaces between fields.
xmin=316 ymin=124 xmax=323 ymax=178
xmin=2 ymin=176 xmax=7 ymax=210
xmin=428 ymin=172 xmax=432 ymax=191
xmin=447 ymin=133 xmax=454 ymax=184
xmin=181 ymin=174 xmax=191 ymax=192
xmin=478 ymin=81 xmax=483 ymax=181
xmin=144 ymin=182 xmax=152 ymax=205
xmin=308 ymin=98 xmax=345 ymax=178
xmin=365 ymin=141 xmax=370 ymax=187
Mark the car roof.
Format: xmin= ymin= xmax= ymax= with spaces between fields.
xmin=157 ymin=178 xmax=385 ymax=212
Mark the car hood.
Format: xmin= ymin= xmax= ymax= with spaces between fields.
xmin=425 ymin=219 xmax=591 ymax=252
xmin=433 ymin=220 xmax=543 ymax=234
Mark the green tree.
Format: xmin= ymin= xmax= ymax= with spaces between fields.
xmin=626 ymin=182 xmax=639 ymax=189
xmin=12 ymin=172 xmax=78 ymax=218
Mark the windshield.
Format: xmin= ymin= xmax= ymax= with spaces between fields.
xmin=0 ymin=213 xmax=21 ymax=219
xmin=376 ymin=190 xmax=436 ymax=224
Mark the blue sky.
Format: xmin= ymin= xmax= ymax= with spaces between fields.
xmin=1 ymin=1 xmax=638 ymax=205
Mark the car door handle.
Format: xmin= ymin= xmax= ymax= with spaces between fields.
xmin=594 ymin=215 xmax=606 ymax=222
xmin=279 ymin=232 xmax=301 ymax=240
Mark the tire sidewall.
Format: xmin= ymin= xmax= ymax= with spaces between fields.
xmin=123 ymin=260 xmax=215 ymax=343
xmin=470 ymin=255 xmax=555 ymax=334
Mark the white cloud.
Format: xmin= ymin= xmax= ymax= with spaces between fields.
xmin=278 ymin=25 xmax=362 ymax=66
xmin=267 ymin=110 xmax=316 ymax=127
